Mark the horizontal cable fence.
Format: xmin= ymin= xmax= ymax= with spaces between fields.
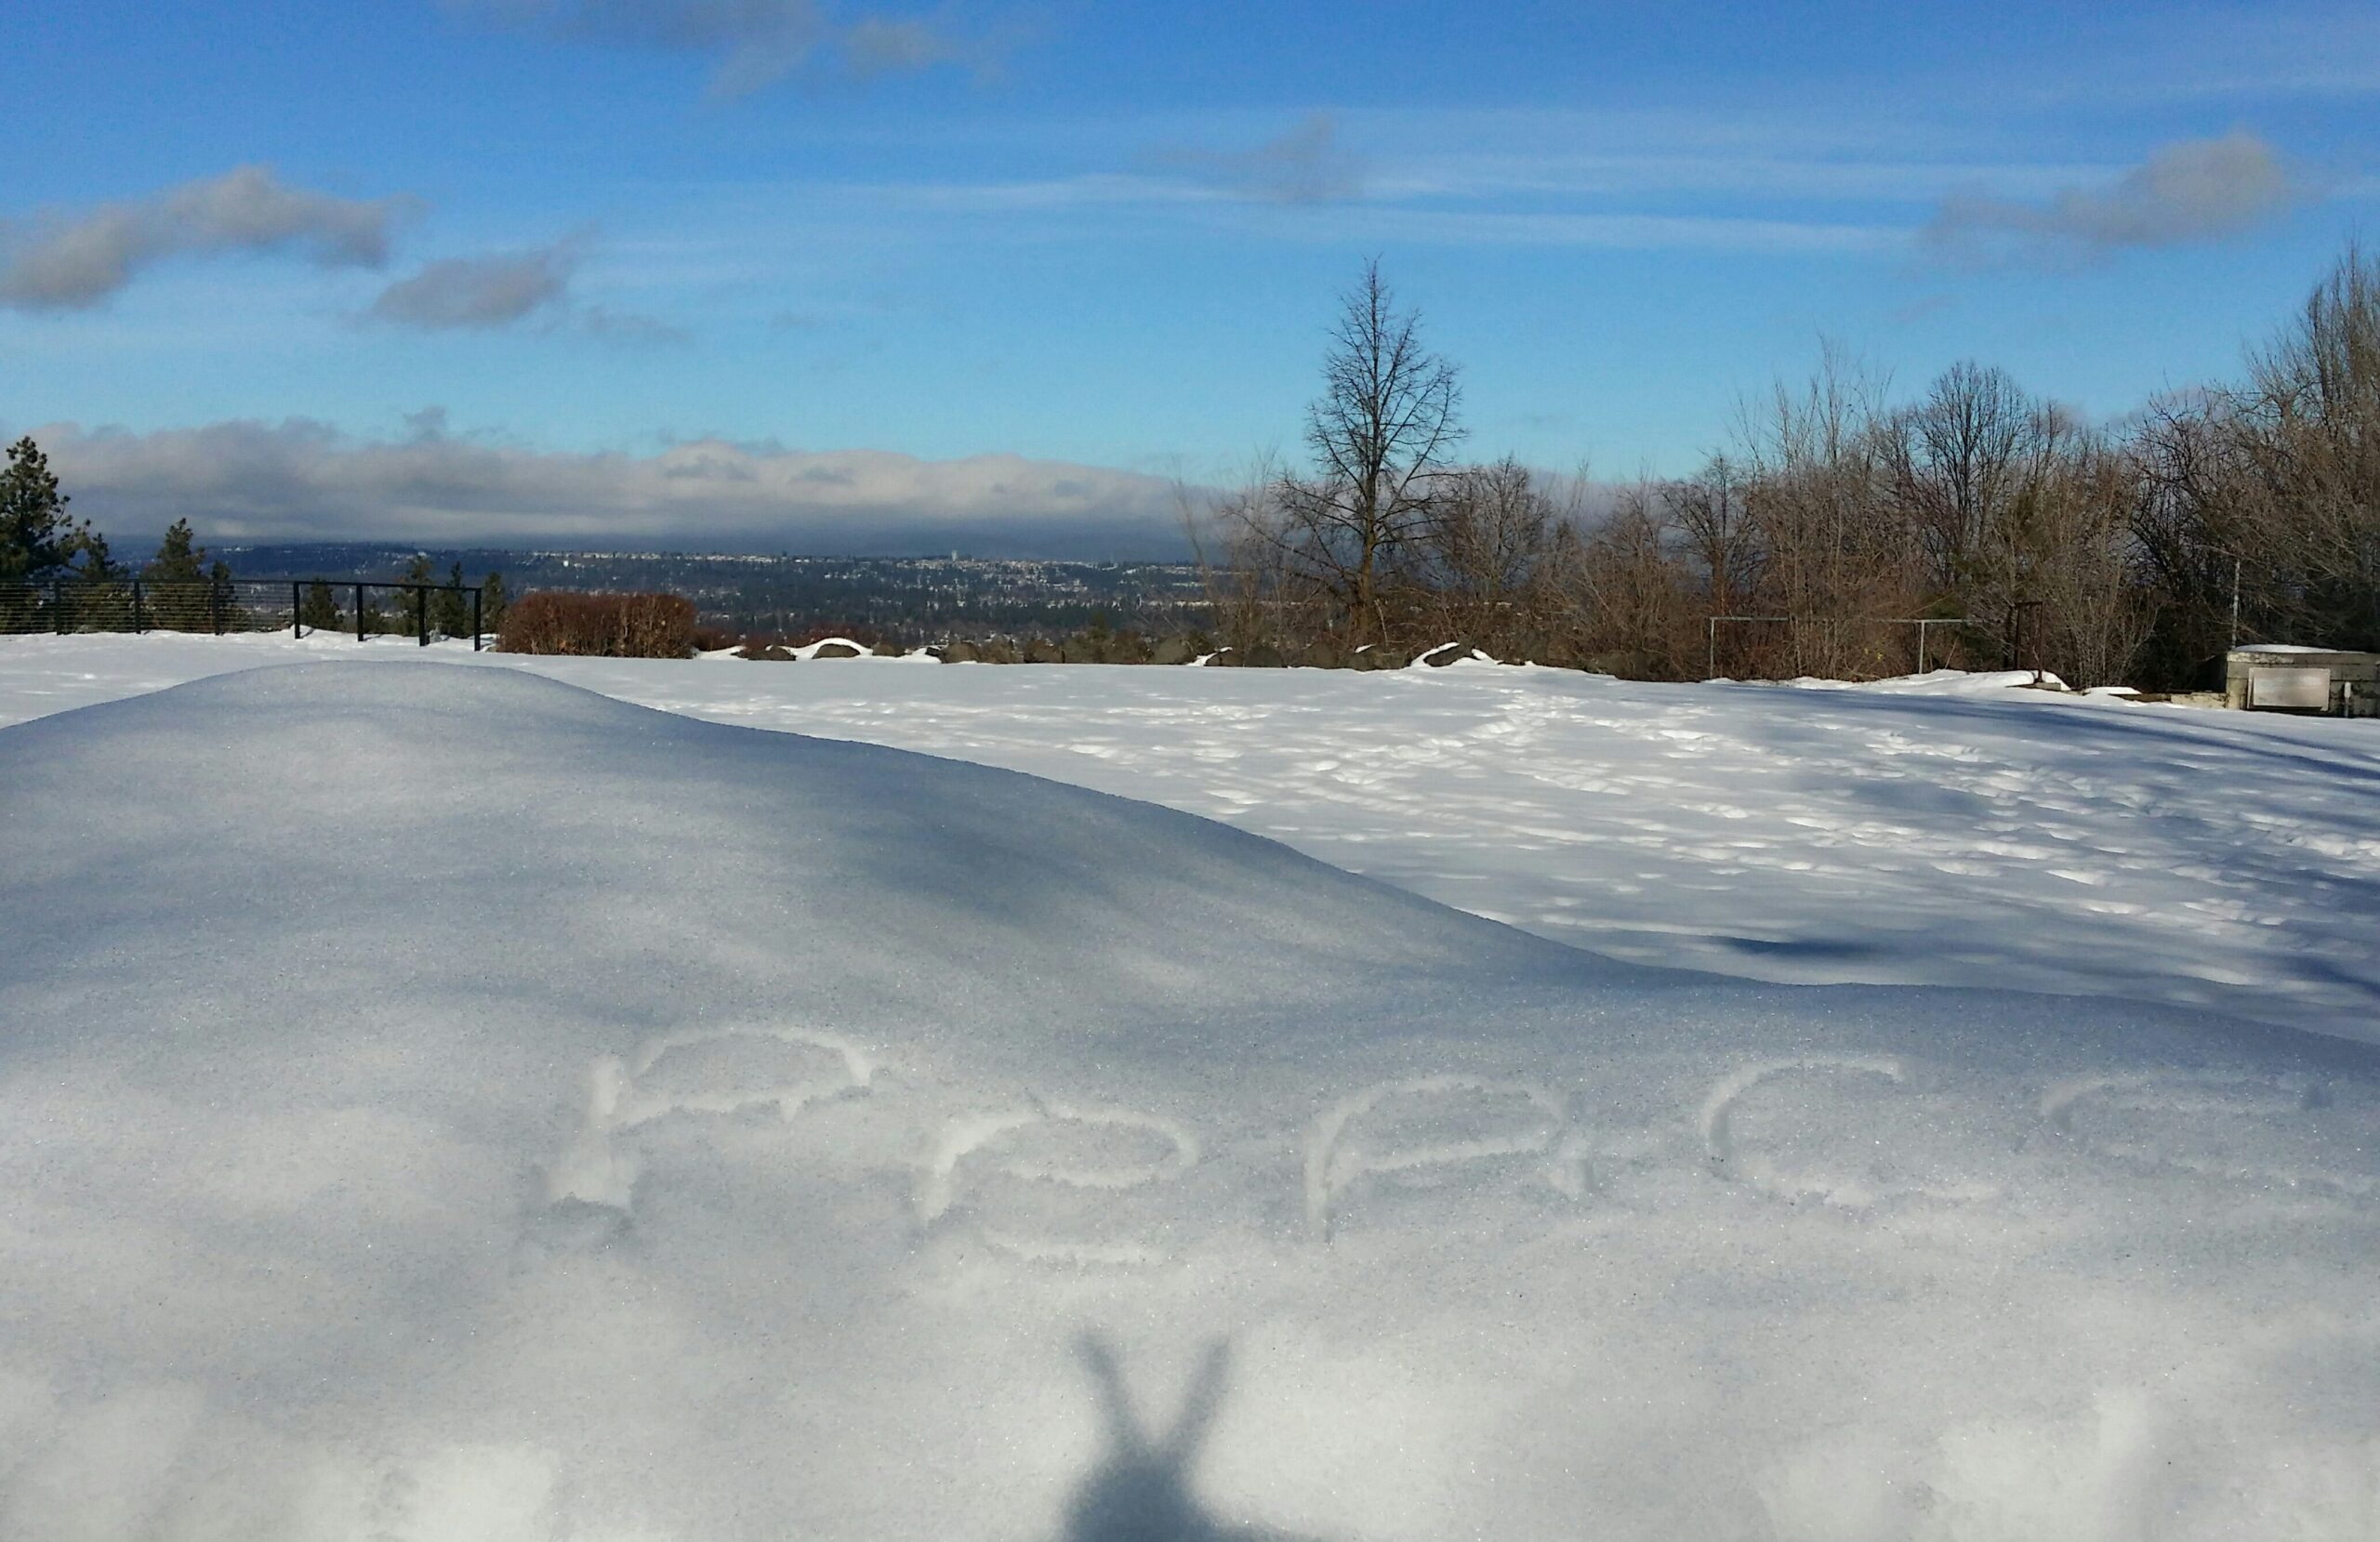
xmin=0 ymin=579 xmax=485 ymax=650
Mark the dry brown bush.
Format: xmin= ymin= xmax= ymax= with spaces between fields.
xmin=496 ymin=591 xmax=697 ymax=657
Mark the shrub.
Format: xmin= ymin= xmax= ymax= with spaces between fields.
xmin=496 ymin=591 xmax=698 ymax=657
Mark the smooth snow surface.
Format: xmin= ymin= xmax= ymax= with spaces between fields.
xmin=5 ymin=633 xmax=2375 ymax=1045
xmin=5 ymin=660 xmax=2380 ymax=1541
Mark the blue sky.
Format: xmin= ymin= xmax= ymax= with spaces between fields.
xmin=5 ymin=0 xmax=2377 ymax=552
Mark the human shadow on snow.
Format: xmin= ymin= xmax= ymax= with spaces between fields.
xmin=1061 ymin=1336 xmax=1328 ymax=1542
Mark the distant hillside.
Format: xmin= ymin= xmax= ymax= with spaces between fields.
xmin=218 ymin=545 xmax=1211 ymax=639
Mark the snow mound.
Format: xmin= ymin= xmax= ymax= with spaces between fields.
xmin=1782 ymin=667 xmax=2069 ymax=695
xmin=4 ymin=663 xmax=2380 ymax=1542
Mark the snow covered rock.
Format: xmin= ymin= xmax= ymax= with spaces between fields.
xmin=3 ymin=662 xmax=2379 ymax=1542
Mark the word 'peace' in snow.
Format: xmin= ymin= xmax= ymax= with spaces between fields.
xmin=545 ymin=1024 xmax=2380 ymax=1260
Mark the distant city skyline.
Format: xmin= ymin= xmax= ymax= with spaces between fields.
xmin=8 ymin=0 xmax=2378 ymax=550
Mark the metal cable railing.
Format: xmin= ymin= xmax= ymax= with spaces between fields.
xmin=0 ymin=578 xmax=487 ymax=649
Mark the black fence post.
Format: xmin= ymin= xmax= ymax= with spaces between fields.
xmin=355 ymin=584 xmax=366 ymax=644
xmin=291 ymin=581 xmax=302 ymax=638
xmin=416 ymin=585 xmax=429 ymax=647
xmin=132 ymin=579 xmax=146 ymax=634
xmin=472 ymin=585 xmax=483 ymax=652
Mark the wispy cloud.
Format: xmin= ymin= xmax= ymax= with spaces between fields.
xmin=370 ymin=236 xmax=684 ymax=340
xmin=792 ymin=171 xmax=1899 ymax=254
xmin=843 ymin=15 xmax=961 ymax=78
xmin=2014 ymin=3 xmax=2380 ymax=106
xmin=1373 ymin=150 xmax=2111 ymax=206
xmin=0 ymin=166 xmax=411 ymax=310
xmin=1154 ymin=114 xmax=1368 ymax=204
xmin=372 ymin=243 xmax=576 ymax=329
xmin=1924 ymin=131 xmax=2317 ymax=260
xmin=1341 ymin=207 xmax=1898 ymax=254
xmin=458 ymin=0 xmax=994 ymax=97
xmin=32 ymin=416 xmax=1191 ymax=556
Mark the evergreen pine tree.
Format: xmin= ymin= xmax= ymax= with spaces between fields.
xmin=68 ymin=528 xmax=130 ymax=628
xmin=74 ymin=529 xmax=126 ymax=585
xmin=0 ymin=436 xmax=86 ymax=585
xmin=300 ymin=578 xmax=342 ymax=631
xmin=143 ymin=519 xmax=210 ymax=585
xmin=207 ymin=557 xmax=249 ymax=629
xmin=391 ymin=554 xmax=434 ymax=637
xmin=430 ymin=560 xmax=471 ymax=638
xmin=482 ymin=570 xmax=508 ymax=631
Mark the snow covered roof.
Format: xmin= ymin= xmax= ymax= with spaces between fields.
xmin=2230 ymin=642 xmax=2373 ymax=656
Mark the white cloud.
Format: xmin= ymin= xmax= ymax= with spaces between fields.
xmin=1924 ymin=131 xmax=2315 ymax=258
xmin=28 ymin=417 xmax=1194 ymax=557
xmin=0 ymin=166 xmax=411 ymax=310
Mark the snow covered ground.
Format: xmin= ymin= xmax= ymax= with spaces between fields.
xmin=3 ymin=642 xmax=2379 ymax=1542
xmin=5 ymin=632 xmax=2375 ymax=1044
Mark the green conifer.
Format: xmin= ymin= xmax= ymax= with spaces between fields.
xmin=298 ymin=579 xmax=337 ymax=632
xmin=143 ymin=519 xmax=211 ymax=585
xmin=0 ymin=436 xmax=86 ymax=586
xmin=68 ymin=528 xmax=130 ymax=629
xmin=74 ymin=529 xmax=126 ymax=585
xmin=430 ymin=560 xmax=471 ymax=638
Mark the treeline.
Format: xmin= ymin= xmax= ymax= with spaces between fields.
xmin=1208 ymin=249 xmax=2380 ymax=688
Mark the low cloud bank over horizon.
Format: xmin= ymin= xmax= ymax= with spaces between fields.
xmin=22 ymin=418 xmax=1197 ymax=560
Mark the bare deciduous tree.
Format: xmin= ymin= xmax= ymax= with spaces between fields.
xmin=2022 ymin=435 xmax=2149 ymax=686
xmin=1567 ymin=480 xmax=1694 ymax=676
xmin=1664 ymin=453 xmax=1757 ymax=617
xmin=1236 ymin=260 xmax=1465 ymax=646
xmin=1192 ymin=241 xmax=2375 ymax=691
xmin=1410 ymin=456 xmax=1563 ymax=653
xmin=1888 ymin=361 xmax=2036 ymax=600
xmin=2228 ymin=243 xmax=2380 ymax=650
xmin=1733 ymin=347 xmax=1916 ymax=678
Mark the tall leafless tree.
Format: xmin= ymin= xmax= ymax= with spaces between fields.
xmin=1237 ymin=260 xmax=1465 ymax=646
xmin=2228 ymin=243 xmax=2380 ymax=649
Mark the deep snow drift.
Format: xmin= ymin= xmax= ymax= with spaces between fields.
xmin=4 ymin=661 xmax=2380 ymax=1541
